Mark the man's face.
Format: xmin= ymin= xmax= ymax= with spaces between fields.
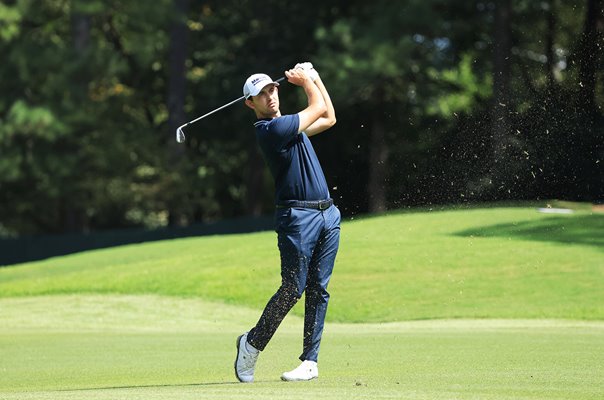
xmin=246 ymin=84 xmax=280 ymax=118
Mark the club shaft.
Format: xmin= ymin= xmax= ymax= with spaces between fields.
xmin=184 ymin=95 xmax=244 ymax=128
xmin=177 ymin=76 xmax=286 ymax=132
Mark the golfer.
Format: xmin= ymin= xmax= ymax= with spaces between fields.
xmin=234 ymin=63 xmax=340 ymax=382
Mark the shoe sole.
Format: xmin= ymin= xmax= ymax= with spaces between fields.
xmin=234 ymin=334 xmax=244 ymax=382
xmin=280 ymin=375 xmax=318 ymax=382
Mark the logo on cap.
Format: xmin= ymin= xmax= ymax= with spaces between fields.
xmin=243 ymin=73 xmax=279 ymax=99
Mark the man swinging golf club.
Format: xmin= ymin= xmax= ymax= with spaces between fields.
xmin=234 ymin=62 xmax=340 ymax=382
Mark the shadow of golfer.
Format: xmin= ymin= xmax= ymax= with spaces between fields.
xmin=53 ymin=379 xmax=282 ymax=392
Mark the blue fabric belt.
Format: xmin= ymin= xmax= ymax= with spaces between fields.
xmin=276 ymin=198 xmax=334 ymax=210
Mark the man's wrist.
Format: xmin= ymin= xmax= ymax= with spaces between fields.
xmin=301 ymin=77 xmax=316 ymax=88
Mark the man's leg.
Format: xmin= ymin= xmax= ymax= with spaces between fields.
xmin=300 ymin=205 xmax=341 ymax=362
xmin=247 ymin=209 xmax=322 ymax=351
xmin=236 ymin=227 xmax=310 ymax=383
xmin=246 ymin=276 xmax=304 ymax=351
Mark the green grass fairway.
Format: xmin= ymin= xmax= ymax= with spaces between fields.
xmin=0 ymin=206 xmax=603 ymax=399
xmin=1 ymin=295 xmax=603 ymax=400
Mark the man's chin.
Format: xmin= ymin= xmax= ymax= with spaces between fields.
xmin=259 ymin=110 xmax=280 ymax=119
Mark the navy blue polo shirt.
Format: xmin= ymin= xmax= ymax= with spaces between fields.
xmin=254 ymin=114 xmax=330 ymax=203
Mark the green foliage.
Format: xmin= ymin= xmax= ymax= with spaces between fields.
xmin=0 ymin=0 xmax=180 ymax=234
xmin=0 ymin=2 xmax=21 ymax=41
xmin=427 ymin=54 xmax=492 ymax=116
xmin=0 ymin=0 xmax=602 ymax=235
xmin=0 ymin=100 xmax=66 ymax=140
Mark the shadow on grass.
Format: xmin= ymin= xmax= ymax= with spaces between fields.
xmin=455 ymin=213 xmax=604 ymax=250
xmin=53 ymin=380 xmax=282 ymax=392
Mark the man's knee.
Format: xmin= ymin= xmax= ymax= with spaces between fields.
xmin=277 ymin=284 xmax=303 ymax=307
xmin=305 ymin=285 xmax=330 ymax=304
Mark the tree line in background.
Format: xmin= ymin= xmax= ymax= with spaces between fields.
xmin=0 ymin=0 xmax=602 ymax=236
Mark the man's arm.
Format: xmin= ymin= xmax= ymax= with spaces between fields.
xmin=285 ymin=68 xmax=326 ymax=133
xmin=304 ymin=76 xmax=336 ymax=137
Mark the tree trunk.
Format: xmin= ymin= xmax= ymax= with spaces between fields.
xmin=72 ymin=13 xmax=90 ymax=53
xmin=545 ymin=0 xmax=556 ymax=87
xmin=167 ymin=0 xmax=189 ymax=140
xmin=576 ymin=0 xmax=603 ymax=201
xmin=368 ymin=108 xmax=388 ymax=213
xmin=577 ymin=0 xmax=602 ymax=111
xmin=245 ymin=145 xmax=266 ymax=216
xmin=62 ymin=11 xmax=91 ymax=232
xmin=167 ymin=0 xmax=189 ymax=226
xmin=490 ymin=0 xmax=513 ymax=188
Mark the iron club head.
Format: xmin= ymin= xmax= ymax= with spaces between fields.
xmin=176 ymin=127 xmax=186 ymax=143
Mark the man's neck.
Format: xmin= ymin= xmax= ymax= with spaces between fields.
xmin=256 ymin=111 xmax=281 ymax=119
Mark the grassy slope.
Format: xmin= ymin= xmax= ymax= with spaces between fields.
xmin=0 ymin=206 xmax=602 ymax=322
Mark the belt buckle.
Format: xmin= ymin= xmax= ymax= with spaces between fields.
xmin=319 ymin=200 xmax=330 ymax=210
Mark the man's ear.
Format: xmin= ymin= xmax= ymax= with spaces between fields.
xmin=244 ymin=98 xmax=255 ymax=110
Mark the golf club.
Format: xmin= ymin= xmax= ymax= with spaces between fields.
xmin=176 ymin=76 xmax=286 ymax=143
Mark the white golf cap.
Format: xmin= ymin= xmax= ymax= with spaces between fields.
xmin=243 ymin=73 xmax=280 ymax=99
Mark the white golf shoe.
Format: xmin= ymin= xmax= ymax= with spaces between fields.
xmin=281 ymin=360 xmax=319 ymax=381
xmin=234 ymin=332 xmax=259 ymax=383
